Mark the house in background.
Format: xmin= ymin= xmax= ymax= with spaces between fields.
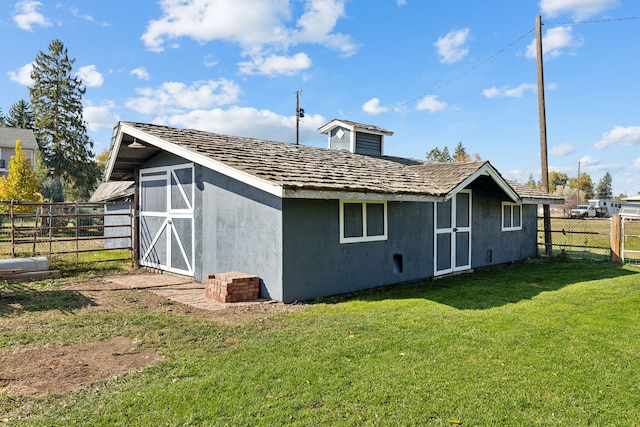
xmin=0 ymin=128 xmax=38 ymax=175
xmin=104 ymin=120 xmax=563 ymax=303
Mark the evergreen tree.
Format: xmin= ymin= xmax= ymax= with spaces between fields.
xmin=427 ymin=142 xmax=480 ymax=163
xmin=595 ymin=172 xmax=613 ymax=199
xmin=40 ymin=176 xmax=65 ymax=202
xmin=0 ymin=140 xmax=41 ymax=212
xmin=525 ymin=174 xmax=539 ymax=188
xmin=29 ymin=39 xmax=98 ymax=201
xmin=453 ymin=141 xmax=471 ymax=162
xmin=5 ymin=100 xmax=35 ymax=129
xmin=0 ymin=108 xmax=5 ymax=126
xmin=426 ymin=146 xmax=452 ymax=162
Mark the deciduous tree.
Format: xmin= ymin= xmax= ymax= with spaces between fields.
xmin=548 ymin=171 xmax=568 ymax=194
xmin=0 ymin=140 xmax=41 ymax=212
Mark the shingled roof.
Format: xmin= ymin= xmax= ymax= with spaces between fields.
xmin=107 ymin=122 xmax=563 ymax=204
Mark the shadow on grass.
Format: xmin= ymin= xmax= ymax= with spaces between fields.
xmin=319 ymin=260 xmax=640 ymax=310
xmin=0 ymin=289 xmax=97 ymax=317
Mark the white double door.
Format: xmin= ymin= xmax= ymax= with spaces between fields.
xmin=434 ymin=190 xmax=472 ymax=276
xmin=139 ymin=164 xmax=194 ymax=276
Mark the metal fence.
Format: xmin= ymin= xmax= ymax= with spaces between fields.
xmin=0 ymin=200 xmax=133 ymax=266
xmin=537 ymin=216 xmax=640 ymax=263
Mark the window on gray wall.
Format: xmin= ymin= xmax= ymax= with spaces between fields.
xmin=340 ymin=200 xmax=387 ymax=243
xmin=502 ymin=202 xmax=522 ymax=231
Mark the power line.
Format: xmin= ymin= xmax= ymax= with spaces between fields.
xmin=363 ymin=27 xmax=535 ymax=118
xmin=544 ymin=15 xmax=640 ymax=27
xmin=361 ymin=15 xmax=640 ymax=120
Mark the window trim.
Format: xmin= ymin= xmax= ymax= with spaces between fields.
xmin=339 ymin=200 xmax=388 ymax=243
xmin=501 ymin=202 xmax=523 ymax=231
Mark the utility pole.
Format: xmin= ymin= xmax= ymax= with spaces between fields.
xmin=295 ymin=90 xmax=304 ymax=145
xmin=577 ymin=161 xmax=581 ymax=206
xmin=536 ymin=15 xmax=553 ymax=256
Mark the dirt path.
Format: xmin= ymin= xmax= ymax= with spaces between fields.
xmin=0 ymin=272 xmax=305 ymax=398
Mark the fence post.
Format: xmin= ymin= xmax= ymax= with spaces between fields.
xmin=611 ymin=214 xmax=622 ymax=263
xmin=10 ymin=200 xmax=15 ymax=258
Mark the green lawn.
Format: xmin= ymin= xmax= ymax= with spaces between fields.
xmin=2 ymin=260 xmax=640 ymax=426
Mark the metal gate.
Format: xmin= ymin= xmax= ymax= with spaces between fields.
xmin=139 ymin=163 xmax=194 ymax=275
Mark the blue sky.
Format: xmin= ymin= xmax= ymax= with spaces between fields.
xmin=1 ymin=0 xmax=639 ymax=196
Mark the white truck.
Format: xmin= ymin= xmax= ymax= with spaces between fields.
xmin=569 ymin=199 xmax=622 ymax=218
xmin=569 ymin=205 xmax=598 ymax=218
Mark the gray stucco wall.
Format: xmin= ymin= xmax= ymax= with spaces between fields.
xmin=470 ymin=192 xmax=538 ymax=268
xmin=281 ymin=199 xmax=435 ymax=302
xmin=197 ymin=167 xmax=284 ymax=301
xmin=137 ymin=150 xmax=539 ymax=302
xmin=140 ymin=151 xmax=284 ymax=300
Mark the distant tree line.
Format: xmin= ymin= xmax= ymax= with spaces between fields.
xmin=425 ymin=143 xmax=624 ymax=203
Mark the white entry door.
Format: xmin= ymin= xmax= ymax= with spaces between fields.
xmin=139 ymin=163 xmax=194 ymax=276
xmin=434 ymin=190 xmax=472 ymax=276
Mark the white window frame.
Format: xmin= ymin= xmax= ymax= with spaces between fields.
xmin=339 ymin=200 xmax=388 ymax=243
xmin=501 ymin=202 xmax=523 ymax=231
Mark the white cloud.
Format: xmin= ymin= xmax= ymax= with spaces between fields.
xmin=141 ymin=0 xmax=355 ymax=59
xmin=142 ymin=0 xmax=290 ymax=51
xmin=291 ymin=0 xmax=356 ymax=56
xmin=526 ymin=26 xmax=582 ymax=59
xmin=550 ymin=143 xmax=575 ymax=156
xmin=416 ymin=95 xmax=448 ymax=112
xmin=157 ymin=106 xmax=326 ymax=144
xmin=594 ymin=125 xmax=640 ymax=149
xmin=540 ymin=0 xmax=619 ymax=20
xmin=238 ymin=52 xmax=312 ymax=76
xmin=434 ymin=28 xmax=470 ymax=64
xmin=631 ymin=158 xmax=640 ymax=171
xmin=7 ymin=62 xmax=34 ymax=86
xmin=579 ymin=155 xmax=599 ymax=166
xmin=131 ymin=67 xmax=151 ymax=80
xmin=12 ymin=0 xmax=51 ymax=31
xmin=76 ymin=65 xmax=104 ymax=88
xmin=397 ymin=0 xmax=407 ymax=5
xmin=84 ymin=101 xmax=120 ymax=131
xmin=203 ymin=55 xmax=218 ymax=67
xmin=362 ymin=98 xmax=389 ymax=115
xmin=483 ymin=83 xmax=537 ymax=98
xmin=126 ymin=79 xmax=241 ymax=115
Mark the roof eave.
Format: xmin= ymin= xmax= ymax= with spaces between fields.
xmin=445 ymin=162 xmax=520 ymax=202
xmin=109 ymin=123 xmax=285 ymax=198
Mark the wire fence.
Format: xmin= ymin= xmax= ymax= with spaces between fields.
xmin=537 ymin=216 xmax=640 ymax=263
xmin=0 ymin=200 xmax=133 ymax=267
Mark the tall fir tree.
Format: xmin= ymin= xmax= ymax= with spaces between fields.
xmin=0 ymin=108 xmax=5 ymax=126
xmin=5 ymin=100 xmax=35 ymax=129
xmin=595 ymin=172 xmax=613 ymax=199
xmin=29 ymin=39 xmax=98 ymax=201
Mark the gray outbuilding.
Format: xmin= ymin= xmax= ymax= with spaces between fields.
xmin=104 ymin=120 xmax=563 ymax=302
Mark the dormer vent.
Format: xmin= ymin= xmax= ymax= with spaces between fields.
xmin=318 ymin=119 xmax=393 ymax=156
